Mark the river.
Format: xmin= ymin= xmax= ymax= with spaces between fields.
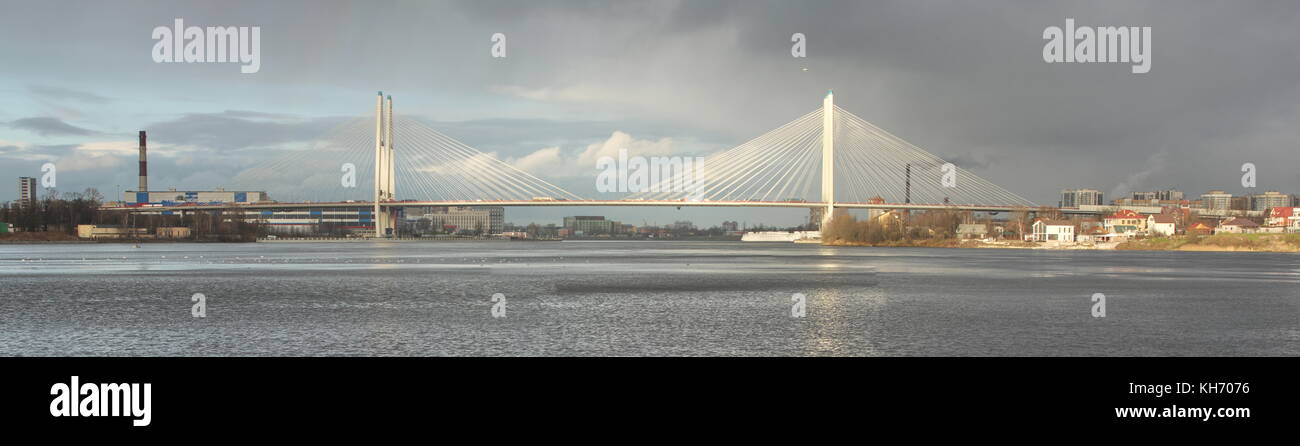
xmin=1 ymin=241 xmax=1296 ymax=356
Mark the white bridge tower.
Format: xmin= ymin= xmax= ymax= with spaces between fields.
xmin=374 ymin=92 xmax=396 ymax=237
xmin=821 ymin=90 xmax=835 ymax=229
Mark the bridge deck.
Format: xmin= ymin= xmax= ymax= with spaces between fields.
xmin=104 ymin=200 xmax=1036 ymax=213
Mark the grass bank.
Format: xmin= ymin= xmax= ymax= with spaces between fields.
xmin=1117 ymin=233 xmax=1300 ymax=252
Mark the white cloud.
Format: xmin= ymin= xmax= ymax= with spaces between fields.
xmin=72 ymin=140 xmax=136 ymax=156
xmin=44 ymin=140 xmax=129 ymax=172
xmin=0 ymin=140 xmax=45 ymax=161
xmin=52 ymin=139 xmax=192 ymax=172
xmin=510 ymin=131 xmax=676 ymax=177
xmin=56 ymin=152 xmax=124 ymax=172
xmin=0 ymin=139 xmax=31 ymax=149
xmin=413 ymin=152 xmax=504 ymax=177
xmin=512 ymin=146 xmax=564 ymax=173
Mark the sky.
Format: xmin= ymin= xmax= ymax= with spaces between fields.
xmin=2 ymin=0 xmax=1298 ymax=227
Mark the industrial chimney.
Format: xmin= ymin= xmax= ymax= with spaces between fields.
xmin=138 ymin=131 xmax=148 ymax=193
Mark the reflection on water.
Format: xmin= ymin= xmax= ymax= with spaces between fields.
xmin=0 ymin=241 xmax=1296 ymax=356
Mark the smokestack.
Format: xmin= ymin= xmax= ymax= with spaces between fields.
xmin=138 ymin=131 xmax=148 ymax=193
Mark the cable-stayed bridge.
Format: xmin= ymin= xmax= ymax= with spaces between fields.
xmin=126 ymin=91 xmax=1037 ymax=237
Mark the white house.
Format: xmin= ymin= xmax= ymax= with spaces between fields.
xmin=1217 ymin=218 xmax=1260 ymax=234
xmin=1031 ymin=219 xmax=1075 ymax=242
xmin=1147 ymin=214 xmax=1177 ymax=236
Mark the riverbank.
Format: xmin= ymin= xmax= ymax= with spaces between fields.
xmin=822 ymin=238 xmax=1119 ymax=250
xmin=1117 ymin=234 xmax=1300 ymax=252
xmin=823 ymin=238 xmax=965 ymax=248
xmin=0 ymin=232 xmax=84 ymax=243
xmin=0 ymin=232 xmax=255 ymax=244
xmin=824 ymin=233 xmax=1300 ymax=252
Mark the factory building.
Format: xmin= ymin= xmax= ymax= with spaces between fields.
xmin=122 ymin=130 xmax=268 ymax=206
xmin=124 ymin=188 xmax=270 ymax=205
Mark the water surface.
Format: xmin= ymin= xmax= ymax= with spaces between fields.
xmin=1 ymin=241 xmax=1296 ymax=356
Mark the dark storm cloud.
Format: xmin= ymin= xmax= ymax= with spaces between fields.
xmin=5 ymin=117 xmax=100 ymax=137
xmin=446 ymin=0 xmax=1300 ymax=201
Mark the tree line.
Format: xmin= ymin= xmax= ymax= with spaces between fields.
xmin=1 ymin=188 xmax=259 ymax=241
xmin=0 ymin=188 xmax=107 ymax=232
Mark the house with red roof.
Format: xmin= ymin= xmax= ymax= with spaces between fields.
xmin=1265 ymin=207 xmax=1299 ymax=229
xmin=1104 ymin=209 xmax=1145 ymax=233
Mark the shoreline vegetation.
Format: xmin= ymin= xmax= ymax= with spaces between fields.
xmin=821 ymin=210 xmax=967 ymax=246
xmin=2 ymin=188 xmax=257 ymax=242
xmin=1115 ymin=233 xmax=1300 ymax=252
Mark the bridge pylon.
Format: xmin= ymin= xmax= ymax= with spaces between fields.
xmin=374 ymin=92 xmax=396 ymax=237
xmin=820 ymin=90 xmax=835 ymax=229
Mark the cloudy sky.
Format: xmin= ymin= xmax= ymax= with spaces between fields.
xmin=2 ymin=0 xmax=1298 ymax=226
